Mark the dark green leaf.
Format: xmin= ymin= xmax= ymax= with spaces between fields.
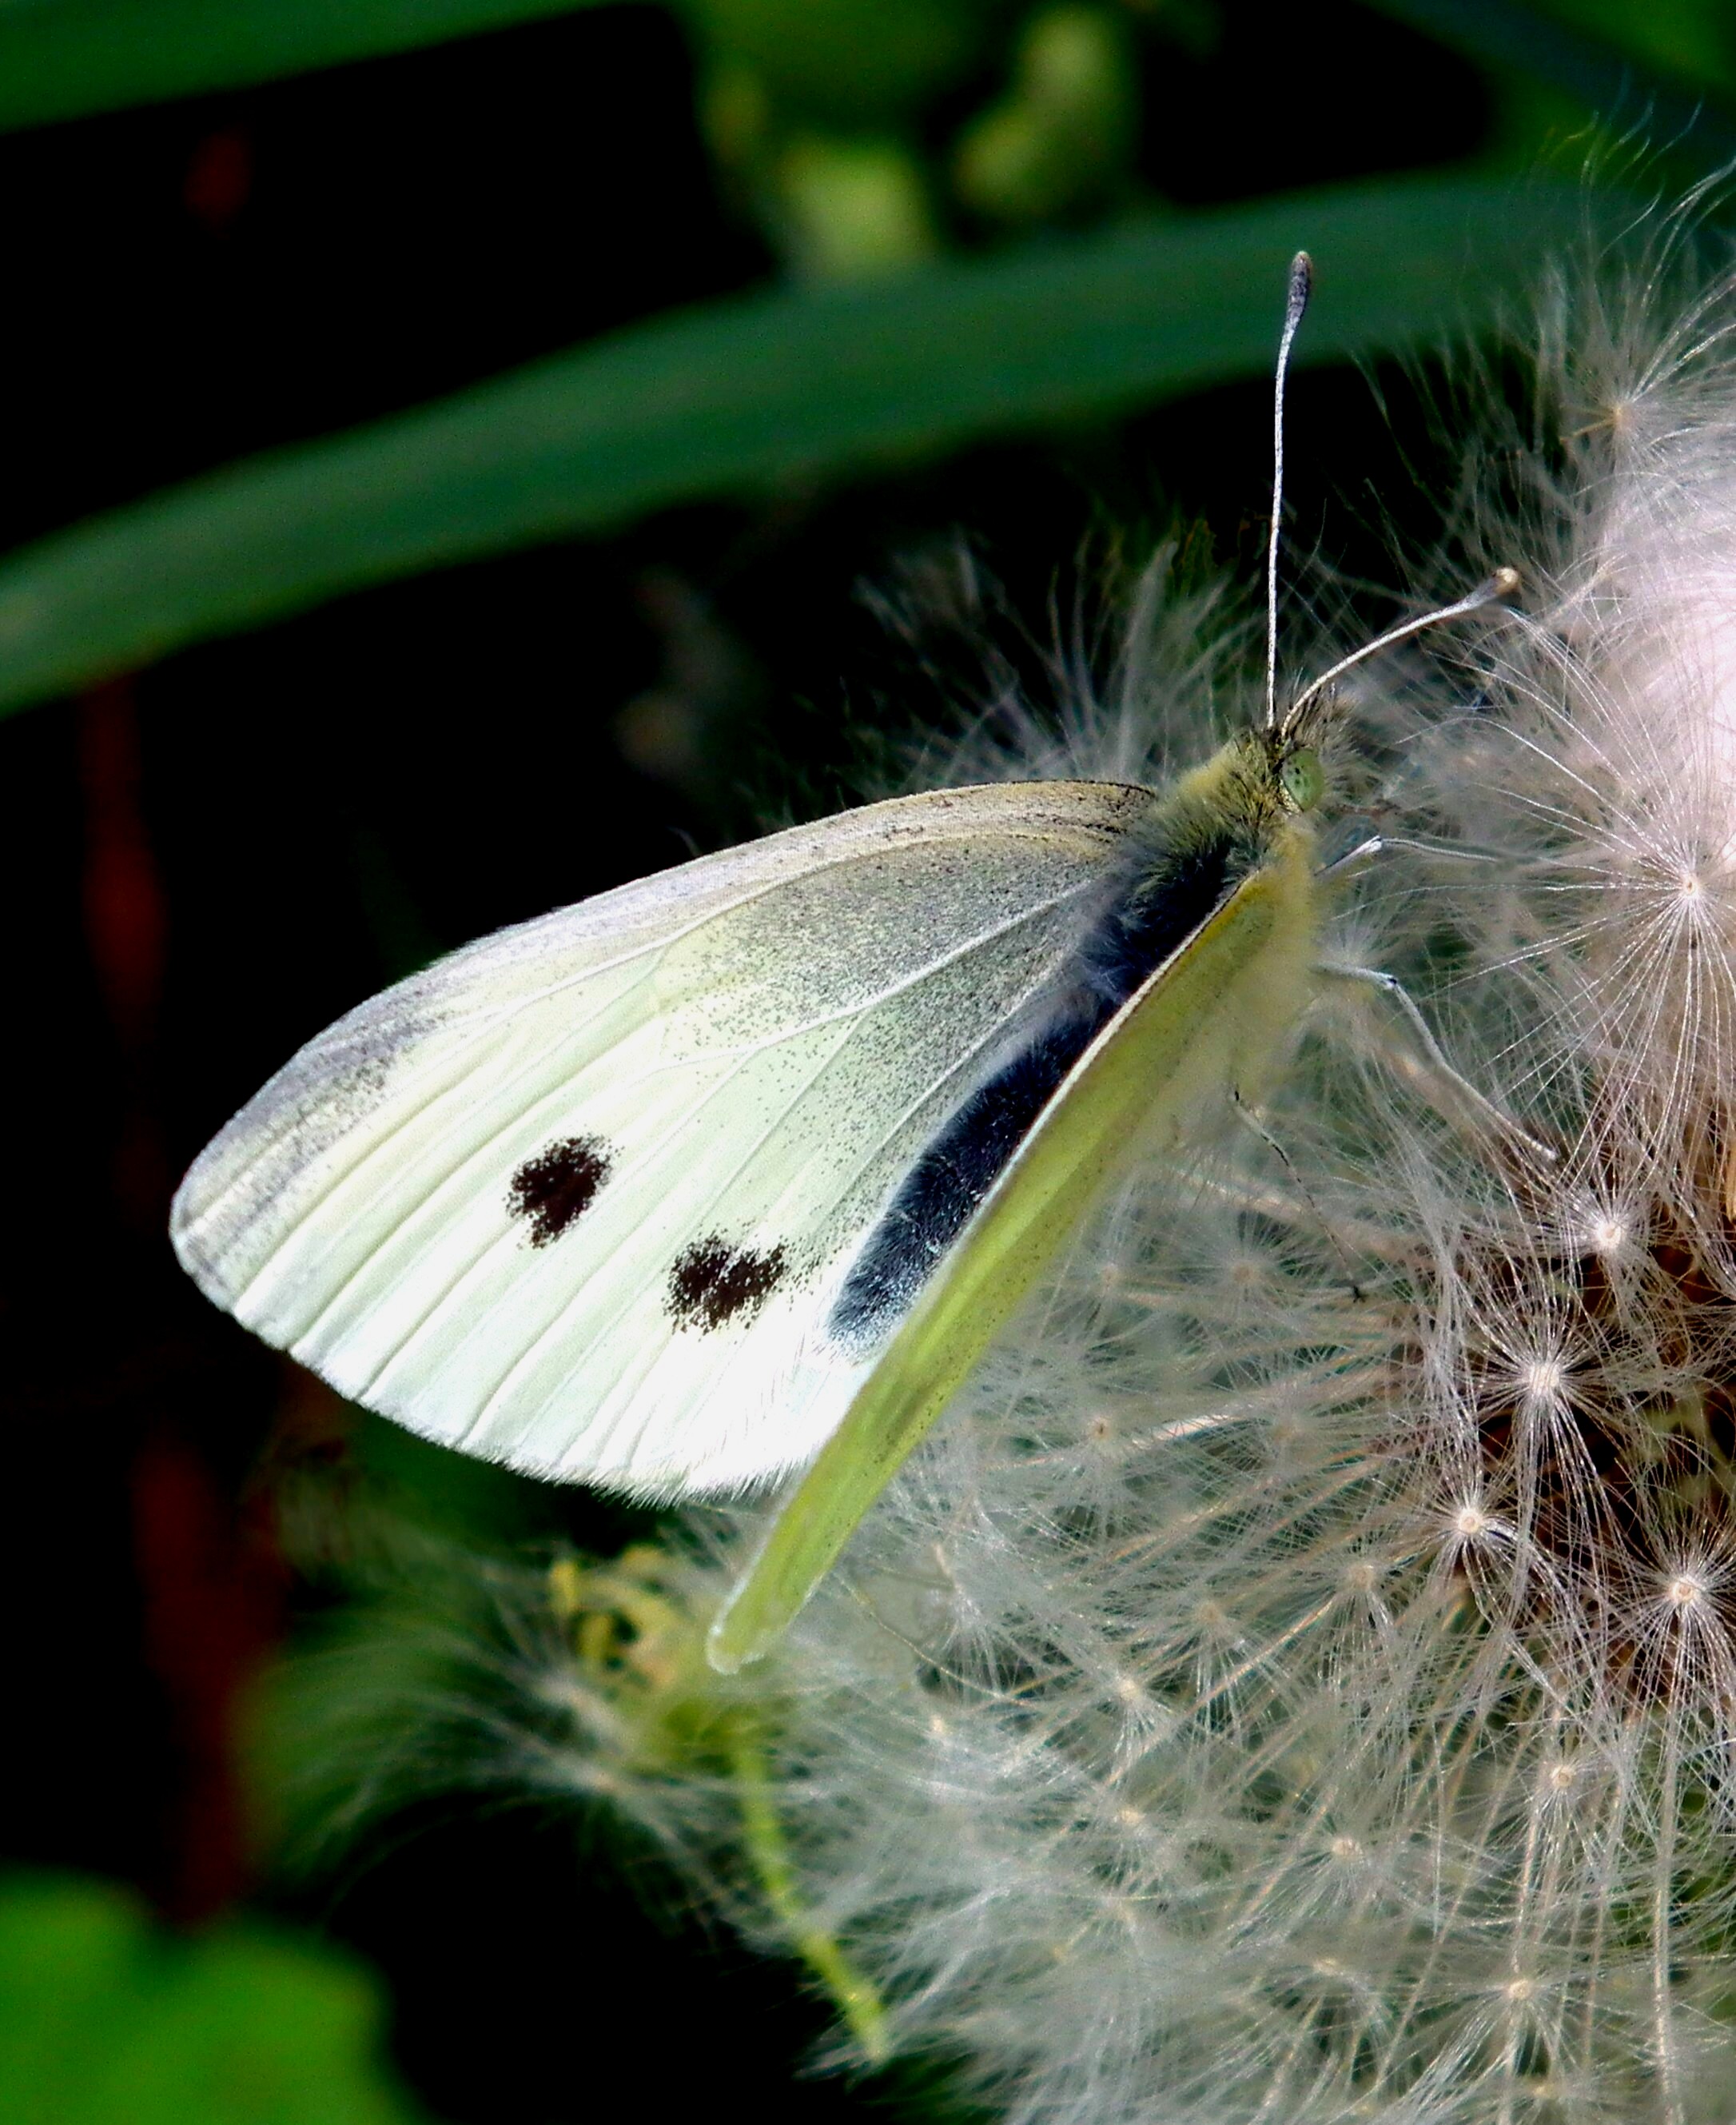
xmin=1367 ymin=0 xmax=1736 ymax=161
xmin=0 ymin=0 xmax=611 ymax=134
xmin=0 ymin=173 xmax=1596 ymax=718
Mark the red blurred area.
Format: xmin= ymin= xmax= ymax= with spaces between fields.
xmin=132 ymin=1432 xmax=282 ymax=1922
xmin=81 ymin=678 xmax=284 ymax=1920
xmin=80 ymin=681 xmax=165 ymax=1060
xmin=79 ymin=682 xmax=171 ymax=1229
xmin=183 ymin=126 xmax=252 ymax=234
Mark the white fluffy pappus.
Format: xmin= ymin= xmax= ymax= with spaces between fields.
xmin=281 ymin=217 xmax=1736 ymax=2123
xmin=702 ymin=223 xmax=1736 ymax=2123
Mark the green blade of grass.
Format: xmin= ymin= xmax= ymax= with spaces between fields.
xmin=6 ymin=0 xmax=1735 ymax=155
xmin=0 ymin=173 xmax=1591 ymax=718
xmin=0 ymin=0 xmax=611 ymax=133
xmin=1368 ymin=0 xmax=1736 ymax=163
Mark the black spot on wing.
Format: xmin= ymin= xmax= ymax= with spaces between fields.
xmin=668 ymin=1236 xmax=789 ymax=1332
xmin=508 ymin=1134 xmax=615 ymax=1246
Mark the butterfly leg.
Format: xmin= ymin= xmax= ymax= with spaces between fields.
xmin=1316 ymin=829 xmax=1386 ymax=879
xmin=1316 ymin=963 xmax=1555 ymax=1167
xmin=1316 ymin=830 xmax=1503 ymax=882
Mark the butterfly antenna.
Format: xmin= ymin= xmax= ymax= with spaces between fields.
xmin=1280 ymin=567 xmax=1521 ymax=737
xmin=1265 ymin=251 xmax=1313 ymax=732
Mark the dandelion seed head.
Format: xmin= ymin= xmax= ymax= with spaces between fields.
xmin=347 ymin=206 xmax=1736 ymax=2125
xmin=690 ymin=213 xmax=1736 ymax=2121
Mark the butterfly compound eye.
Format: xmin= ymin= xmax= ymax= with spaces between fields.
xmin=1280 ymin=747 xmax=1325 ymax=812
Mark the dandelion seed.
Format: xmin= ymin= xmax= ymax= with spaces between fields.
xmin=1517 ymin=1354 xmax=1568 ymax=1402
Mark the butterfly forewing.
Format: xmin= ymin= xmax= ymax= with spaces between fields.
xmin=173 ymin=781 xmax=1150 ymax=1494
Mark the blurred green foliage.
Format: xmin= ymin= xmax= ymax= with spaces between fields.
xmin=1369 ymin=0 xmax=1736 ymax=157
xmin=6 ymin=0 xmax=1735 ymax=138
xmin=0 ymin=1875 xmax=428 ymax=2125
xmin=0 ymin=172 xmax=1593 ymax=717
xmin=0 ymin=0 xmax=606 ymax=131
xmin=0 ymin=0 xmax=998 ymax=135
xmin=953 ymin=6 xmax=1139 ymax=225
xmin=0 ymin=0 xmax=1730 ymax=723
xmin=1519 ymin=0 xmax=1736 ymax=93
xmin=689 ymin=0 xmax=1004 ymax=130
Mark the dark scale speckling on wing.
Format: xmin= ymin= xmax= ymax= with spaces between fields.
xmin=669 ymin=1236 xmax=790 ymax=1332
xmin=171 ymin=995 xmax=451 ymax=1291
xmin=827 ymin=759 xmax=1277 ymax=1354
xmin=508 ymin=1134 xmax=615 ymax=1247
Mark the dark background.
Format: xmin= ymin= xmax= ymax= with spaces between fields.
xmin=0 ymin=2 xmax=1690 ymax=2115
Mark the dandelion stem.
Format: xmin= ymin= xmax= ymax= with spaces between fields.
xmin=727 ymin=1720 xmax=892 ymax=2066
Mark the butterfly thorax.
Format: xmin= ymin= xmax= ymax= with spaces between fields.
xmin=1082 ymin=731 xmax=1313 ymax=1010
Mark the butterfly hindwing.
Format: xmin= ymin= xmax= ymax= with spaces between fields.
xmin=172 ymin=781 xmax=1150 ymax=1494
xmin=710 ymin=831 xmax=1323 ymax=1665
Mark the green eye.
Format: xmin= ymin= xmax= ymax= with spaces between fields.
xmin=1280 ymin=748 xmax=1324 ymax=812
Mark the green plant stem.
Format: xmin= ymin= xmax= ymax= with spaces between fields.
xmin=727 ymin=1720 xmax=890 ymax=2065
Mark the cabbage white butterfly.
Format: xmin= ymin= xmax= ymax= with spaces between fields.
xmin=171 ymin=256 xmax=1516 ymax=1671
